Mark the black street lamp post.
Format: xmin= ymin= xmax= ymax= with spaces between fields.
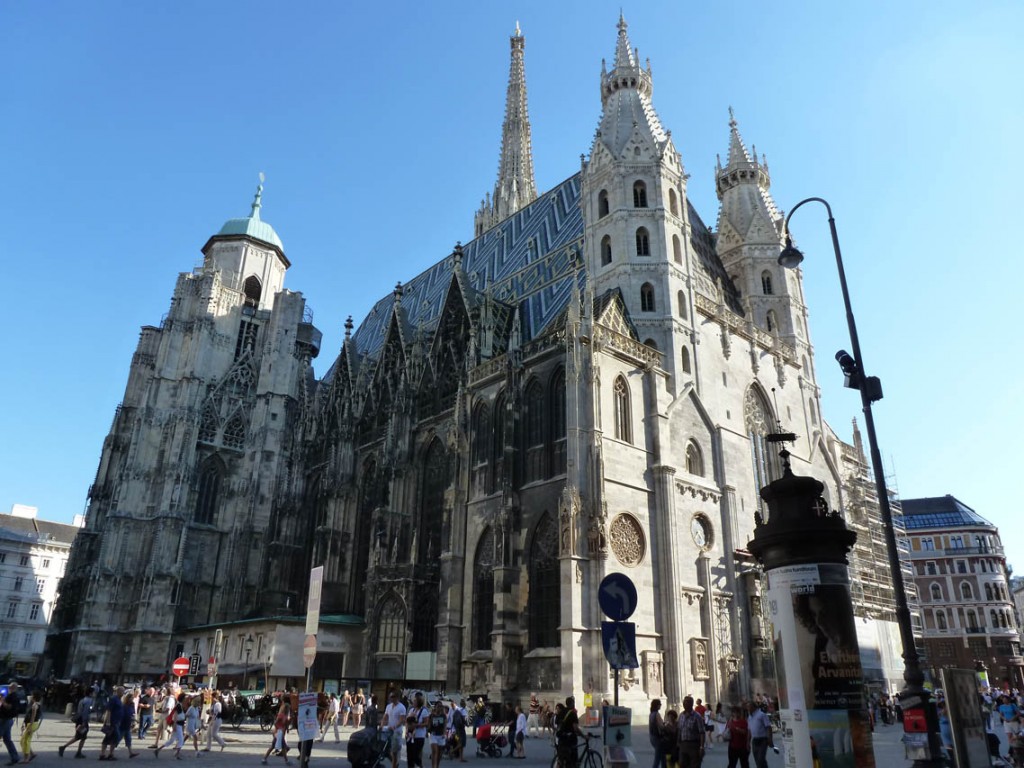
xmin=779 ymin=197 xmax=943 ymax=766
xmin=244 ymin=634 xmax=254 ymax=690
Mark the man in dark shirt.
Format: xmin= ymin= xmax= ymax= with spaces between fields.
xmin=99 ymin=686 xmax=125 ymax=761
xmin=138 ymin=688 xmax=155 ymax=739
xmin=557 ymin=696 xmax=585 ymax=768
xmin=0 ymin=683 xmax=22 ymax=765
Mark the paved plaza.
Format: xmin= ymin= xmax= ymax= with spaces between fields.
xmin=3 ymin=712 xmax=976 ymax=768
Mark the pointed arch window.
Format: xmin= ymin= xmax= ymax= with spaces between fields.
xmin=194 ymin=455 xmax=224 ymax=525
xmin=644 ymin=338 xmax=658 ymax=351
xmin=492 ymin=392 xmax=506 ymax=493
xmin=685 ymin=441 xmax=704 ymax=477
xmin=529 ymin=513 xmax=559 ymax=648
xmin=223 ymin=411 xmax=247 ymax=450
xmin=766 ymin=310 xmax=778 ymax=333
xmin=640 ymin=283 xmax=655 ymax=312
xmin=669 ymin=188 xmax=679 ymax=216
xmin=471 ymin=403 xmax=491 ymax=497
xmin=677 ymin=290 xmax=687 ymax=319
xmin=672 ymin=234 xmax=682 ymax=264
xmin=550 ymin=369 xmax=567 ymax=476
xmin=524 ymin=379 xmax=546 ymax=482
xmin=411 ymin=440 xmax=447 ymax=652
xmin=377 ymin=595 xmax=406 ymax=654
xmin=601 ymin=235 xmax=613 ymax=266
xmin=473 ymin=528 xmax=495 ymax=650
xmin=352 ymin=459 xmax=379 ymax=614
xmin=633 ymin=180 xmax=648 ymax=208
xmin=635 ymin=227 xmax=650 ymax=256
xmin=681 ymin=347 xmax=691 ymax=374
xmin=243 ymin=275 xmax=262 ymax=308
xmin=746 ymin=387 xmax=780 ymax=505
xmin=598 ymin=190 xmax=610 ymax=218
xmin=613 ymin=376 xmax=632 ymax=444
xmin=761 ymin=271 xmax=774 ymax=295
xmin=809 ymin=398 xmax=817 ymax=426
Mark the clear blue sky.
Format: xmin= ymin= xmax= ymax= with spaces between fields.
xmin=3 ymin=2 xmax=1022 ymax=562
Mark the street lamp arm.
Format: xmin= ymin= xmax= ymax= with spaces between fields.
xmin=781 ymin=196 xmax=834 ymax=240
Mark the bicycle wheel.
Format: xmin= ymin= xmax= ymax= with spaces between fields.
xmin=583 ymin=747 xmax=603 ymax=768
xmin=260 ymin=711 xmax=274 ymax=731
xmin=551 ymin=752 xmax=561 ymax=768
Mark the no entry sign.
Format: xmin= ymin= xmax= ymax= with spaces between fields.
xmin=172 ymin=656 xmax=190 ymax=677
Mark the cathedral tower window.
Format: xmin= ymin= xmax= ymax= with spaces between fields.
xmin=633 ymin=180 xmax=648 ymax=208
xmin=411 ymin=439 xmax=447 ymax=652
xmin=685 ymin=441 xmax=704 ymax=477
xmin=766 ymin=310 xmax=777 ymax=332
xmin=243 ymin=275 xmax=262 ymax=308
xmin=223 ymin=411 xmax=247 ymax=450
xmin=352 ymin=460 xmax=379 ymax=614
xmin=598 ymin=190 xmax=610 ymax=218
xmin=635 ymin=227 xmax=650 ymax=256
xmin=640 ymin=283 xmax=655 ymax=312
xmin=377 ymin=594 xmax=406 ymax=654
xmin=669 ymin=188 xmax=679 ymax=216
xmin=677 ymin=290 xmax=687 ymax=319
xmin=681 ymin=347 xmax=691 ymax=374
xmin=672 ymin=235 xmax=682 ymax=264
xmin=745 ymin=386 xmax=779 ymax=511
xmin=194 ymin=455 xmax=224 ymax=525
xmin=644 ymin=338 xmax=658 ymax=351
xmin=601 ymin=235 xmax=613 ymax=266
xmin=613 ymin=376 xmax=632 ymax=444
xmin=471 ymin=403 xmax=491 ymax=497
xmin=550 ymin=368 xmax=567 ymax=476
xmin=235 ymin=320 xmax=259 ymax=359
xmin=492 ymin=392 xmax=506 ymax=493
xmin=473 ymin=528 xmax=495 ymax=651
xmin=524 ymin=379 xmax=546 ymax=482
xmin=528 ymin=512 xmax=559 ymax=648
xmin=761 ymin=271 xmax=774 ymax=295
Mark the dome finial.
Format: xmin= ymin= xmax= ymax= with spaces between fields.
xmin=250 ymin=172 xmax=265 ymax=219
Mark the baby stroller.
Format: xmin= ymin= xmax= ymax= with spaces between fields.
xmin=475 ymin=722 xmax=509 ymax=758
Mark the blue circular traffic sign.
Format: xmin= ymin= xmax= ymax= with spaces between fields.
xmin=598 ymin=572 xmax=638 ymax=621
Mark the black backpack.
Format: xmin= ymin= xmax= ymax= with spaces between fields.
xmin=452 ymin=708 xmax=465 ymax=729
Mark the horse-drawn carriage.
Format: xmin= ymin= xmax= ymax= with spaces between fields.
xmin=221 ymin=690 xmax=280 ymax=731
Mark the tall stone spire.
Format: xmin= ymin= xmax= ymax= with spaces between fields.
xmin=474 ymin=22 xmax=537 ymax=238
xmin=714 ymin=108 xmax=781 ymax=243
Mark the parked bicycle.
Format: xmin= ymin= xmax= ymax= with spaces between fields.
xmin=551 ymin=732 xmax=603 ymax=768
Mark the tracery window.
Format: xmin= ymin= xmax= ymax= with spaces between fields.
xmin=194 ymin=455 xmax=224 ymax=525
xmin=223 ymin=411 xmax=247 ymax=450
xmin=640 ymin=283 xmax=655 ymax=312
xmin=766 ymin=310 xmax=778 ymax=333
xmin=492 ymin=392 xmax=506 ymax=493
xmin=524 ymin=380 xmax=546 ymax=482
xmin=745 ymin=386 xmax=779 ymax=508
xmin=633 ymin=181 xmax=648 ymax=208
xmin=550 ymin=368 xmax=567 ymax=476
xmin=529 ymin=513 xmax=559 ymax=648
xmin=635 ymin=227 xmax=650 ymax=256
xmin=761 ymin=271 xmax=773 ymax=295
xmin=473 ymin=528 xmax=495 ymax=651
xmin=352 ymin=459 xmax=379 ymax=614
xmin=471 ymin=403 xmax=491 ymax=497
xmin=598 ymin=190 xmax=609 ymax=217
xmin=614 ymin=376 xmax=632 ymax=444
xmin=601 ymin=236 xmax=613 ymax=266
xmin=377 ymin=595 xmax=405 ymax=654
xmin=412 ymin=439 xmax=447 ymax=652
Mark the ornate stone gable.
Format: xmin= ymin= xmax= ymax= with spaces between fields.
xmin=197 ymin=354 xmax=257 ymax=450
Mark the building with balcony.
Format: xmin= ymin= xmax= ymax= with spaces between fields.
xmin=902 ymin=495 xmax=1022 ymax=689
xmin=0 ymin=504 xmax=82 ymax=677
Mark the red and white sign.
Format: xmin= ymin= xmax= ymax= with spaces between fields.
xmin=303 ymin=634 xmax=317 ymax=670
xmin=207 ymin=656 xmax=217 ymax=677
xmin=172 ymin=656 xmax=190 ymax=677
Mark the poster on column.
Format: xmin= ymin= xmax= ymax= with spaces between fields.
xmin=766 ymin=563 xmax=875 ymax=768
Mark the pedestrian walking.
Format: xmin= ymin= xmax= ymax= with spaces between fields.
xmin=120 ymin=690 xmax=140 ymax=758
xmin=0 ymin=683 xmax=22 ymax=765
xmin=353 ymin=688 xmax=366 ymax=729
xmin=428 ymin=700 xmax=447 ymax=768
xmin=138 ymin=688 xmax=154 ymax=740
xmin=155 ymin=694 xmax=186 ymax=759
xmin=59 ymin=687 xmax=94 ymax=759
xmin=513 ymin=705 xmax=527 ymax=758
xmin=318 ymin=693 xmax=339 ymax=743
xmin=19 ymin=690 xmax=43 ymax=763
xmin=204 ymin=692 xmax=226 ymax=752
xmin=746 ymin=702 xmax=771 ymax=768
xmin=724 ymin=705 xmax=751 ymax=768
xmin=262 ymin=701 xmax=292 ymax=766
xmin=184 ymin=696 xmax=203 ymax=756
xmin=676 ymin=696 xmax=705 ymax=768
xmin=97 ymin=685 xmax=124 ymax=761
xmin=649 ymin=699 xmax=666 ymax=768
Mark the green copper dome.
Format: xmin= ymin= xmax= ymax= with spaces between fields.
xmin=217 ymin=178 xmax=284 ymax=251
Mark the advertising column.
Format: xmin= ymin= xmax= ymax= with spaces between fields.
xmin=748 ymin=450 xmax=874 ymax=768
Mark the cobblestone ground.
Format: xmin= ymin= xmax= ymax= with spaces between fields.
xmin=6 ymin=715 xmax=978 ymax=768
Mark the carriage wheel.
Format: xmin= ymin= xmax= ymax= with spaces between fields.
xmin=231 ymin=708 xmax=245 ymax=730
xmin=261 ymin=711 xmax=274 ymax=732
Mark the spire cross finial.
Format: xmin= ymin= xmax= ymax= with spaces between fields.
xmin=514 ymin=20 xmax=521 ymax=36
xmin=728 ymin=106 xmax=737 ymax=129
xmin=251 ymin=172 xmax=265 ymax=218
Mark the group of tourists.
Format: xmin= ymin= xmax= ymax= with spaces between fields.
xmin=381 ymin=691 xmax=472 ymax=768
xmin=649 ymin=697 xmax=775 ymax=768
xmin=52 ymin=682 xmax=230 ymax=760
xmin=316 ymin=688 xmax=369 ymax=742
xmin=0 ymin=682 xmax=44 ymax=764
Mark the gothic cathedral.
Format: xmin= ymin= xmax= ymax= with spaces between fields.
xmin=50 ymin=16 xmax=898 ymax=707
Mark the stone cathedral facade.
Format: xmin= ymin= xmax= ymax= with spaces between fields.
xmin=50 ymin=17 xmax=904 ymax=706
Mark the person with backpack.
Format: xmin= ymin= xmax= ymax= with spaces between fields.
xmin=555 ymin=697 xmax=584 ymax=768
xmin=60 ymin=688 xmax=94 ymax=758
xmin=155 ymin=694 xmax=186 ymax=759
xmin=450 ymin=700 xmax=467 ymax=762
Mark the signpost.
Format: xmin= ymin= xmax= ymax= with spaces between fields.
xmin=598 ymin=573 xmax=639 ymax=707
xmin=171 ymin=656 xmax=190 ymax=680
xmin=297 ymin=691 xmax=319 ymax=768
xmin=188 ymin=652 xmax=202 ymax=677
xmin=304 ymin=566 xmax=323 ymax=692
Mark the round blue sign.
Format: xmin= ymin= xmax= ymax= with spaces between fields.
xmin=598 ymin=572 xmax=638 ymax=621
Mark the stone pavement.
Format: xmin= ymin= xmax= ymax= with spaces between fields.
xmin=7 ymin=715 xmax=993 ymax=768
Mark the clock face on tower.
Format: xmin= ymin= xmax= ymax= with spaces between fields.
xmin=691 ymin=515 xmax=712 ymax=550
